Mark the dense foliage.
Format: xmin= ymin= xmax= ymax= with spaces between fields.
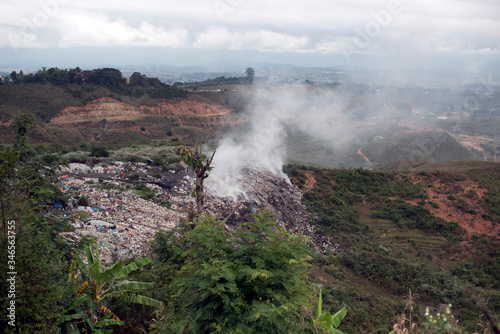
xmin=6 ymin=67 xmax=186 ymax=99
xmin=300 ymin=167 xmax=426 ymax=234
xmin=1 ymin=67 xmax=187 ymax=124
xmin=371 ymin=199 xmax=461 ymax=236
xmin=468 ymin=165 xmax=500 ymax=222
xmin=167 ymin=211 xmax=313 ymax=333
xmin=58 ymin=242 xmax=162 ymax=333
xmin=0 ymin=114 xmax=72 ymax=333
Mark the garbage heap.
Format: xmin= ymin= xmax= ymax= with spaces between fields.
xmin=58 ymin=173 xmax=188 ymax=264
xmin=57 ymin=162 xmax=341 ymax=263
xmin=204 ymin=164 xmax=341 ymax=254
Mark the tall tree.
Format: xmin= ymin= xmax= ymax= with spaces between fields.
xmin=245 ymin=67 xmax=255 ymax=81
xmin=9 ymin=70 xmax=17 ymax=82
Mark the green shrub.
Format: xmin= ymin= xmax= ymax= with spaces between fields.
xmin=77 ymin=195 xmax=90 ymax=206
xmin=371 ymin=199 xmax=460 ymax=236
xmin=133 ymin=184 xmax=156 ymax=200
xmin=429 ymin=201 xmax=440 ymax=209
xmin=89 ymin=146 xmax=109 ymax=157
xmin=168 ymin=211 xmax=312 ymax=333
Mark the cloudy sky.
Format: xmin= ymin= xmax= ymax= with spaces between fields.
xmin=1 ymin=0 xmax=499 ymax=70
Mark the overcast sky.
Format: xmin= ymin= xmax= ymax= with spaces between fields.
xmin=1 ymin=0 xmax=499 ymax=71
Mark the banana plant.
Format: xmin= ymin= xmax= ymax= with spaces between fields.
xmin=57 ymin=241 xmax=163 ymax=333
xmin=314 ymin=289 xmax=347 ymax=334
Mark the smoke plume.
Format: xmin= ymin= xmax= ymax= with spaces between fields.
xmin=207 ymin=81 xmax=350 ymax=197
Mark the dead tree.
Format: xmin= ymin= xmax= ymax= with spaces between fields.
xmin=180 ymin=145 xmax=216 ymax=219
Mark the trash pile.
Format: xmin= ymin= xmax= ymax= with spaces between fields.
xmin=204 ymin=163 xmax=342 ymax=254
xmin=59 ymin=161 xmax=169 ymax=181
xmin=57 ymin=161 xmax=342 ymax=263
xmin=58 ymin=172 xmax=188 ymax=263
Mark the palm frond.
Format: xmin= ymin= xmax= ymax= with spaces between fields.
xmin=100 ymin=260 xmax=125 ymax=283
xmin=75 ymin=253 xmax=91 ymax=281
xmin=111 ymin=292 xmax=164 ymax=307
xmin=113 ymin=281 xmax=154 ymax=291
xmin=64 ymin=294 xmax=90 ymax=313
xmin=115 ymin=257 xmax=152 ymax=278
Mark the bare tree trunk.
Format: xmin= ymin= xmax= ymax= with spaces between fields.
xmin=195 ymin=174 xmax=204 ymax=215
xmin=193 ymin=148 xmax=216 ymax=218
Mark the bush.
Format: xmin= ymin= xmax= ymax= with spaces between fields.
xmin=77 ymin=195 xmax=90 ymax=206
xmin=133 ymin=184 xmax=156 ymax=200
xmin=89 ymin=146 xmax=109 ymax=157
xmin=429 ymin=201 xmax=440 ymax=209
xmin=371 ymin=199 xmax=461 ymax=236
xmin=168 ymin=211 xmax=312 ymax=333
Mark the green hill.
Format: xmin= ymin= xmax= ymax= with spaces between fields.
xmin=285 ymin=163 xmax=500 ymax=333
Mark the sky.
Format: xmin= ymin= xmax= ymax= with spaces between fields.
xmin=1 ymin=0 xmax=500 ymax=71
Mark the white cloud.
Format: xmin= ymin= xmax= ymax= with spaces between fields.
xmin=193 ymin=26 xmax=309 ymax=52
xmin=56 ymin=12 xmax=188 ymax=47
xmin=0 ymin=0 xmax=499 ymax=56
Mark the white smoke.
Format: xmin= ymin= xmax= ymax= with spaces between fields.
xmin=207 ymin=81 xmax=349 ymax=198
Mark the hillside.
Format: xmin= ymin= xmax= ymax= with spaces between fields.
xmin=2 ymin=105 xmax=500 ymax=333
xmin=0 ymin=68 xmax=236 ymax=145
xmin=2 ymin=71 xmax=499 ymax=172
xmin=51 ymin=96 xmax=231 ymax=125
xmin=284 ymin=162 xmax=500 ymax=333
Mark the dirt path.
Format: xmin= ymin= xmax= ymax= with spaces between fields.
xmin=357 ymin=147 xmax=373 ymax=167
